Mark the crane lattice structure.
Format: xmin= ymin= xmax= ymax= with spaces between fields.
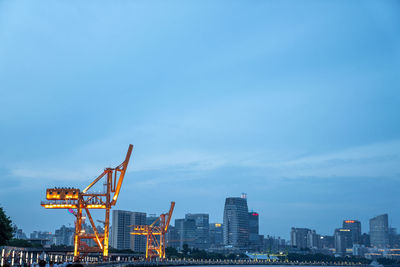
xmin=41 ymin=144 xmax=133 ymax=261
xmin=131 ymin=202 xmax=175 ymax=261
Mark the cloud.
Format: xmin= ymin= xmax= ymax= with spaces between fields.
xmin=6 ymin=139 xmax=400 ymax=190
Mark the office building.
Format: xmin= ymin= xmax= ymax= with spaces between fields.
xmin=185 ymin=213 xmax=209 ymax=249
xmin=343 ymin=220 xmax=361 ymax=245
xmin=389 ymin=227 xmax=400 ymax=248
xmin=290 ymin=228 xmax=310 ymax=249
xmin=360 ymin=233 xmax=370 ymax=247
xmin=209 ymin=223 xmax=223 ymax=248
xmin=334 ymin=228 xmax=352 ymax=255
xmin=111 ymin=210 xmax=147 ymax=251
xmin=175 ymin=218 xmax=196 ymax=249
xmin=131 ymin=212 xmax=147 ymax=252
xmin=223 ymin=195 xmax=249 ymax=248
xmin=370 ymin=214 xmax=389 ymax=248
xmin=167 ymin=225 xmax=180 ymax=248
xmin=248 ymin=212 xmax=263 ymax=251
xmin=111 ymin=210 xmax=132 ymax=249
xmin=54 ymin=225 xmax=74 ymax=246
xmin=307 ymin=230 xmax=321 ymax=249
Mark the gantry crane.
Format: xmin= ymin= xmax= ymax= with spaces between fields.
xmin=131 ymin=202 xmax=175 ymax=261
xmin=41 ymin=144 xmax=133 ymax=261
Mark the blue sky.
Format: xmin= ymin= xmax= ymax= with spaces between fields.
xmin=0 ymin=0 xmax=400 ymax=239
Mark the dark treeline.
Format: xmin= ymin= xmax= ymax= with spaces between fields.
xmin=166 ymin=245 xmax=247 ymax=260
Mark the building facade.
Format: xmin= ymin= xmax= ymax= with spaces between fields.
xmin=54 ymin=225 xmax=74 ymax=246
xmin=370 ymin=214 xmax=389 ymax=248
xmin=185 ymin=213 xmax=209 ymax=249
xmin=175 ymin=218 xmax=196 ymax=250
xmin=290 ymin=228 xmax=310 ymax=249
xmin=334 ymin=228 xmax=352 ymax=255
xmin=223 ymin=196 xmax=249 ymax=248
xmin=343 ymin=220 xmax=361 ymax=245
xmin=131 ymin=212 xmax=147 ymax=252
xmin=111 ymin=210 xmax=147 ymax=251
xmin=248 ymin=212 xmax=263 ymax=251
xmin=209 ymin=223 xmax=223 ymax=248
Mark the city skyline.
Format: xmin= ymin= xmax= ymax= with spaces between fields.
xmin=12 ymin=203 xmax=399 ymax=257
xmin=1 ymin=0 xmax=400 ymax=241
xmin=10 ymin=194 xmax=398 ymax=242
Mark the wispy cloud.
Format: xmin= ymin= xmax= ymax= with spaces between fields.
xmin=6 ymin=139 xmax=400 ymax=187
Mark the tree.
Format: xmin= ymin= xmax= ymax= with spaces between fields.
xmin=0 ymin=206 xmax=13 ymax=246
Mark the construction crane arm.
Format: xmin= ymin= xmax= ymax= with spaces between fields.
xmin=111 ymin=144 xmax=133 ymax=206
xmin=164 ymin=201 xmax=175 ymax=232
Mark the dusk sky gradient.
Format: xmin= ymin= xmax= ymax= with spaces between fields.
xmin=1 ymin=0 xmax=400 ymax=239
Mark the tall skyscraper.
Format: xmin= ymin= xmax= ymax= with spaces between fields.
xmin=370 ymin=214 xmax=389 ymax=248
xmin=111 ymin=210 xmax=147 ymax=252
xmin=223 ymin=195 xmax=249 ymax=248
xmin=248 ymin=212 xmax=262 ymax=251
xmin=185 ymin=213 xmax=209 ymax=249
xmin=209 ymin=223 xmax=223 ymax=248
xmin=175 ymin=218 xmax=196 ymax=249
xmin=343 ymin=220 xmax=361 ymax=245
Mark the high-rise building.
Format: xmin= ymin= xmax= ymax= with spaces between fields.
xmin=111 ymin=210 xmax=147 ymax=251
xmin=209 ymin=223 xmax=223 ymax=248
xmin=360 ymin=233 xmax=370 ymax=247
xmin=111 ymin=210 xmax=133 ymax=249
xmin=389 ymin=227 xmax=400 ymax=248
xmin=131 ymin=212 xmax=146 ymax=252
xmin=54 ymin=225 xmax=74 ymax=246
xmin=290 ymin=228 xmax=310 ymax=249
xmin=223 ymin=195 xmax=249 ymax=248
xmin=369 ymin=214 xmax=389 ymax=248
xmin=167 ymin=225 xmax=180 ymax=249
xmin=175 ymin=218 xmax=196 ymax=249
xmin=334 ymin=228 xmax=352 ymax=255
xmin=307 ymin=230 xmax=321 ymax=249
xmin=185 ymin=213 xmax=209 ymax=249
xmin=343 ymin=220 xmax=361 ymax=245
xmin=248 ymin=212 xmax=263 ymax=251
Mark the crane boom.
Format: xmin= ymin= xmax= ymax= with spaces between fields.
xmin=164 ymin=201 xmax=175 ymax=232
xmin=111 ymin=144 xmax=133 ymax=205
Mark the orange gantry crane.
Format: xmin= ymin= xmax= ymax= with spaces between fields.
xmin=131 ymin=202 xmax=175 ymax=261
xmin=41 ymin=144 xmax=133 ymax=261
